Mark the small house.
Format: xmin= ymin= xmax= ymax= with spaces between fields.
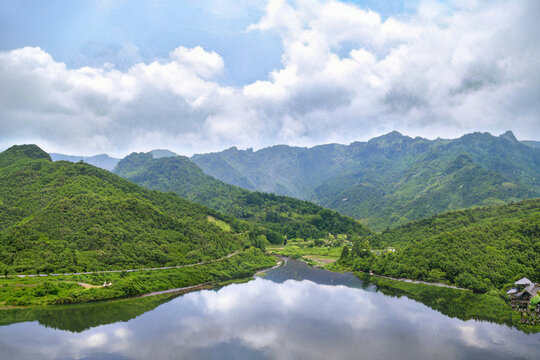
xmin=507 ymin=277 xmax=540 ymax=308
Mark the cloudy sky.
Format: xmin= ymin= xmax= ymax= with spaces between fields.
xmin=1 ymin=0 xmax=539 ymax=156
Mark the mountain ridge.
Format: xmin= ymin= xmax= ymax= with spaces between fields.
xmin=50 ymin=153 xmax=120 ymax=171
xmin=191 ymin=131 xmax=540 ymax=230
xmin=113 ymin=151 xmax=372 ymax=242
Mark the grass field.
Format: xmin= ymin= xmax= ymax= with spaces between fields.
xmin=267 ymin=237 xmax=346 ymax=266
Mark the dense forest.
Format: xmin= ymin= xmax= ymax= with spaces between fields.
xmin=340 ymin=199 xmax=540 ymax=292
xmin=113 ymin=152 xmax=371 ymax=242
xmin=192 ymin=131 xmax=540 ymax=230
xmin=0 ymin=145 xmax=250 ymax=274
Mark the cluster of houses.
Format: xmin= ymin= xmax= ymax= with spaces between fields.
xmin=507 ymin=277 xmax=540 ymax=309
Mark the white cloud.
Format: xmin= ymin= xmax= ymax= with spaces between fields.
xmin=0 ymin=0 xmax=539 ymax=156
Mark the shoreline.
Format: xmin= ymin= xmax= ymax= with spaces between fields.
xmin=368 ymin=272 xmax=468 ymax=290
xmin=0 ymin=250 xmax=279 ymax=309
xmin=255 ymin=255 xmax=286 ymax=276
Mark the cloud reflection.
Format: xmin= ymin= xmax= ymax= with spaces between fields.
xmin=0 ymin=277 xmax=539 ymax=360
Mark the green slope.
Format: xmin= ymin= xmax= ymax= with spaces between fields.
xmin=192 ymin=131 xmax=540 ymax=230
xmin=342 ymin=199 xmax=540 ymax=292
xmin=113 ymin=152 xmax=371 ymax=242
xmin=0 ymin=145 xmax=248 ymax=274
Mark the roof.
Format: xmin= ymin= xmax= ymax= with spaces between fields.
xmin=513 ymin=285 xmax=539 ymax=299
xmin=507 ymin=288 xmax=518 ymax=295
xmin=515 ymin=277 xmax=532 ymax=286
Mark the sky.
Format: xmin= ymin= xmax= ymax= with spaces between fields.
xmin=0 ymin=0 xmax=539 ymax=156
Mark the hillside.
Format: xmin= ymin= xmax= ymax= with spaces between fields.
xmin=50 ymin=153 xmax=120 ymax=171
xmin=113 ymin=152 xmax=371 ymax=242
xmin=0 ymin=145 xmax=248 ymax=274
xmin=192 ymin=131 xmax=540 ymax=230
xmin=522 ymin=140 xmax=540 ymax=150
xmin=341 ymin=199 xmax=540 ymax=292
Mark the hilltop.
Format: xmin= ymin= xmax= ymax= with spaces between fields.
xmin=0 ymin=145 xmax=248 ymax=274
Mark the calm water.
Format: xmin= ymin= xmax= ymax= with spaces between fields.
xmin=0 ymin=259 xmax=538 ymax=360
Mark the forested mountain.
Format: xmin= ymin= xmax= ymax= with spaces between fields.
xmin=0 ymin=145 xmax=248 ymax=274
xmin=113 ymin=152 xmax=371 ymax=242
xmin=50 ymin=153 xmax=120 ymax=171
xmin=341 ymin=199 xmax=540 ymax=293
xmin=192 ymin=131 xmax=540 ymax=230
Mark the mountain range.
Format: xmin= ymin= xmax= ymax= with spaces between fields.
xmin=191 ymin=131 xmax=540 ymax=230
xmin=48 ymin=131 xmax=540 ymax=231
xmin=49 ymin=153 xmax=121 ymax=171
xmin=113 ymin=152 xmax=371 ymax=242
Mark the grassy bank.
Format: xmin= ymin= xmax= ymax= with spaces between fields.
xmin=0 ymin=247 xmax=275 ymax=307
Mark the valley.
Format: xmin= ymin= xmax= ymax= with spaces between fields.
xmin=0 ymin=133 xmax=538 ymax=335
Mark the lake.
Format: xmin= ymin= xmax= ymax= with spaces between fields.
xmin=0 ymin=259 xmax=538 ymax=359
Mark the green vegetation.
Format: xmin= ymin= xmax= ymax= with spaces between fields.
xmin=0 ymin=247 xmax=275 ymax=307
xmin=0 ymin=145 xmax=252 ymax=274
xmin=192 ymin=131 xmax=540 ymax=230
xmin=0 ymin=144 xmax=51 ymax=167
xmin=113 ymin=152 xmax=371 ymax=242
xmin=267 ymin=236 xmax=345 ymax=266
xmin=340 ymin=199 xmax=540 ymax=293
xmin=0 ymin=292 xmax=179 ymax=332
xmin=368 ymin=275 xmax=539 ymax=333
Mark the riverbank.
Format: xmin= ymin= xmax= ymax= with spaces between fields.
xmin=322 ymin=262 xmax=540 ymax=334
xmin=255 ymin=255 xmax=286 ymax=276
xmin=367 ymin=272 xmax=467 ymax=290
xmin=0 ymin=248 xmax=276 ymax=308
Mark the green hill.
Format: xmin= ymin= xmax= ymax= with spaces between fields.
xmin=113 ymin=152 xmax=371 ymax=242
xmin=0 ymin=144 xmax=51 ymax=167
xmin=0 ymin=145 xmax=248 ymax=274
xmin=192 ymin=131 xmax=540 ymax=230
xmin=341 ymin=198 xmax=540 ymax=292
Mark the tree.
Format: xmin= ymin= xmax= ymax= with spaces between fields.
xmin=254 ymin=235 xmax=268 ymax=251
xmin=340 ymin=246 xmax=349 ymax=259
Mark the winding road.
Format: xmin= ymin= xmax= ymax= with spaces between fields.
xmin=4 ymin=250 xmax=242 ymax=278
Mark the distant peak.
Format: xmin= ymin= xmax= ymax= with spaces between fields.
xmin=149 ymin=149 xmax=177 ymax=159
xmin=0 ymin=144 xmax=51 ymax=163
xmin=368 ymin=131 xmax=408 ymax=144
xmin=500 ymin=130 xmax=518 ymax=143
xmin=223 ymin=146 xmax=239 ymax=153
xmin=382 ymin=130 xmax=403 ymax=138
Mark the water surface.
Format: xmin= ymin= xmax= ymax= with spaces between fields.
xmin=0 ymin=259 xmax=538 ymax=359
